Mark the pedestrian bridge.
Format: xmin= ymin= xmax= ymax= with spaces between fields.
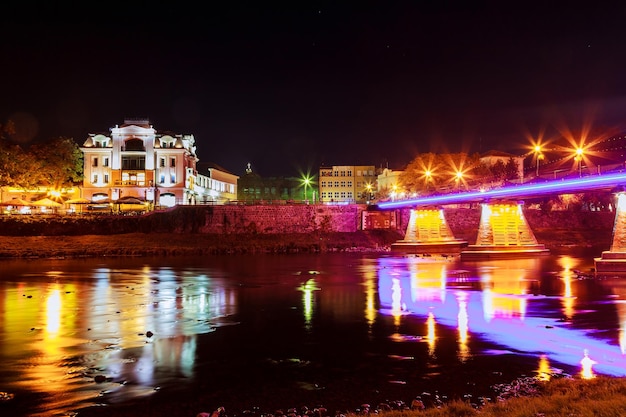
xmin=376 ymin=171 xmax=626 ymax=271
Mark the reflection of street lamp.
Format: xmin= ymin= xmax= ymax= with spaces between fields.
xmin=534 ymin=145 xmax=544 ymax=177
xmin=575 ymin=147 xmax=584 ymax=177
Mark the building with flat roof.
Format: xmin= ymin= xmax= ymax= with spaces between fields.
xmin=319 ymin=165 xmax=377 ymax=204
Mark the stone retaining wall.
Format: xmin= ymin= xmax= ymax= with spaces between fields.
xmin=0 ymin=204 xmax=616 ymax=238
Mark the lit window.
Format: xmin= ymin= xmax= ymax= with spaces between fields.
xmin=160 ymin=174 xmax=165 ymax=184
xmin=170 ymin=174 xmax=176 ymax=184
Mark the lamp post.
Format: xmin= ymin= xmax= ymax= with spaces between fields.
xmin=365 ymin=183 xmax=373 ymax=202
xmin=455 ymin=171 xmax=463 ymax=191
xmin=303 ymin=177 xmax=310 ymax=203
xmin=575 ymin=147 xmax=584 ymax=177
xmin=425 ymin=170 xmax=433 ymax=192
xmin=534 ymin=145 xmax=543 ymax=178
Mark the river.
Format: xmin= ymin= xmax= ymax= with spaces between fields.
xmin=0 ymin=247 xmax=624 ymax=416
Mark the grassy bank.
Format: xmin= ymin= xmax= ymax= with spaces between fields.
xmin=67 ymin=375 xmax=626 ymax=417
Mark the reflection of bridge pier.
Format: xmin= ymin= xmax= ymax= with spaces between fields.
xmin=460 ymin=201 xmax=550 ymax=260
xmin=390 ymin=207 xmax=467 ymax=254
xmin=595 ymin=192 xmax=626 ymax=273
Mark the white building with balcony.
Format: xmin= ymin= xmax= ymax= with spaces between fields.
xmin=80 ymin=119 xmax=237 ymax=207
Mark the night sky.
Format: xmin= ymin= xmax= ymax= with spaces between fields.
xmin=2 ymin=2 xmax=626 ymax=177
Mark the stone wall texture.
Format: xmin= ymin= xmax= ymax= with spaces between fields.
xmin=0 ymin=204 xmax=616 ymax=239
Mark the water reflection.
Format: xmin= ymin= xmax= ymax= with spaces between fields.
xmin=2 ymin=252 xmax=626 ymax=416
xmin=0 ymin=262 xmax=240 ymax=415
xmin=377 ymin=256 xmax=626 ymax=378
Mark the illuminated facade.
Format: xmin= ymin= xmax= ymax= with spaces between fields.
xmin=318 ymin=165 xmax=377 ymax=204
xmin=81 ymin=119 xmax=237 ymax=207
xmin=376 ymin=167 xmax=403 ymax=197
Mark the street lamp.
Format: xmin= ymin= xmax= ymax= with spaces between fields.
xmin=365 ymin=183 xmax=373 ymax=202
xmin=455 ymin=171 xmax=463 ymax=191
xmin=424 ymin=170 xmax=433 ymax=191
xmin=575 ymin=147 xmax=584 ymax=177
xmin=534 ymin=145 xmax=544 ymax=178
xmin=303 ymin=176 xmax=311 ymax=203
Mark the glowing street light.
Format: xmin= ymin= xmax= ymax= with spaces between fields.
xmin=455 ymin=171 xmax=463 ymax=191
xmin=365 ymin=183 xmax=373 ymax=202
xmin=302 ymin=175 xmax=311 ymax=203
xmin=534 ymin=145 xmax=544 ymax=178
xmin=574 ymin=147 xmax=584 ymax=177
xmin=424 ymin=170 xmax=433 ymax=190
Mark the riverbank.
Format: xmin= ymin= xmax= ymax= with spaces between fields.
xmin=64 ymin=375 xmax=626 ymax=417
xmin=0 ymin=228 xmax=613 ymax=259
xmin=0 ymin=230 xmax=405 ymax=259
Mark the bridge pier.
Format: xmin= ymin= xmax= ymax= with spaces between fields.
xmin=595 ymin=192 xmax=626 ymax=273
xmin=390 ymin=207 xmax=467 ymax=253
xmin=460 ymin=201 xmax=549 ymax=260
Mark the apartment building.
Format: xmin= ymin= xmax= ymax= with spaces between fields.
xmin=81 ymin=119 xmax=237 ymax=207
xmin=318 ymin=165 xmax=377 ymax=203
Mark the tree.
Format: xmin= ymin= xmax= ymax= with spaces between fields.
xmin=0 ymin=138 xmax=35 ymax=188
xmin=505 ymin=157 xmax=520 ymax=181
xmin=29 ymin=137 xmax=83 ymax=189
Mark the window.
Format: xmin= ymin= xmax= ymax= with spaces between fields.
xmin=340 ymin=181 xmax=346 ymax=187
xmin=92 ymin=157 xmax=98 ymax=167
xmin=122 ymin=156 xmax=145 ymax=170
xmin=333 ymin=171 xmax=339 ymax=177
xmin=170 ymin=173 xmax=176 ymax=184
xmin=334 ymin=181 xmax=339 ymax=187
xmin=347 ymin=170 xmax=352 ymax=176
xmin=103 ymin=157 xmax=109 ymax=167
xmin=170 ymin=157 xmax=176 ymax=167
xmin=160 ymin=158 xmax=165 ymax=167
xmin=92 ymin=174 xmax=98 ymax=184
xmin=321 ymin=181 xmax=326 ymax=187
xmin=347 ymin=181 xmax=352 ymax=187
xmin=340 ymin=171 xmax=346 ymax=176
xmin=104 ymin=174 xmax=109 ymax=183
xmin=124 ymin=138 xmax=144 ymax=151
xmin=160 ymin=174 xmax=165 ymax=184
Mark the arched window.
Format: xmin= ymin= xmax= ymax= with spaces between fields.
xmin=125 ymin=138 xmax=144 ymax=151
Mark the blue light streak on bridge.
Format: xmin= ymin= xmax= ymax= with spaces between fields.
xmin=378 ymin=171 xmax=626 ymax=209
